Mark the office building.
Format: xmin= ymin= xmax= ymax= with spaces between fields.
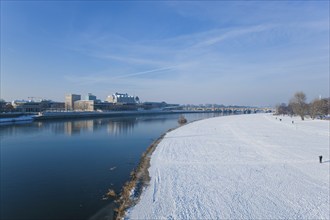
xmin=74 ymin=100 xmax=95 ymax=111
xmin=65 ymin=94 xmax=81 ymax=110
xmin=85 ymin=93 xmax=97 ymax=101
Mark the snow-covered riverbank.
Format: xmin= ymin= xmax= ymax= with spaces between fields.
xmin=127 ymin=114 xmax=329 ymax=219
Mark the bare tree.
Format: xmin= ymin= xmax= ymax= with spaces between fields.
xmin=310 ymin=98 xmax=329 ymax=119
xmin=178 ymin=115 xmax=187 ymax=125
xmin=287 ymin=102 xmax=294 ymax=116
xmin=289 ymin=92 xmax=308 ymax=120
xmin=310 ymin=99 xmax=321 ymax=119
xmin=0 ymin=99 xmax=6 ymax=112
xmin=276 ymin=103 xmax=286 ymax=115
xmin=276 ymin=103 xmax=293 ymax=115
xmin=321 ymin=98 xmax=330 ymax=115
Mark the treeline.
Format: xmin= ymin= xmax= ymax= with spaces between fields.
xmin=276 ymin=92 xmax=329 ymax=120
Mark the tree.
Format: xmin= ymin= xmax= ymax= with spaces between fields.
xmin=5 ymin=103 xmax=14 ymax=112
xmin=276 ymin=103 xmax=288 ymax=115
xmin=287 ymin=102 xmax=294 ymax=116
xmin=178 ymin=115 xmax=187 ymax=125
xmin=309 ymin=98 xmax=329 ymax=119
xmin=310 ymin=99 xmax=321 ymax=119
xmin=289 ymin=92 xmax=308 ymax=120
xmin=320 ymin=98 xmax=330 ymax=115
xmin=0 ymin=100 xmax=14 ymax=113
xmin=0 ymin=99 xmax=6 ymax=112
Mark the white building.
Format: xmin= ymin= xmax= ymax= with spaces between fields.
xmin=106 ymin=93 xmax=139 ymax=104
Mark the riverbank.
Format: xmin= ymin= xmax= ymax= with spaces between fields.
xmin=114 ymin=117 xmax=203 ymax=219
xmin=125 ymin=114 xmax=329 ymax=219
xmin=0 ymin=110 xmax=224 ymax=121
xmin=114 ymin=130 xmax=171 ymax=219
xmin=36 ymin=110 xmax=224 ymax=120
xmin=0 ymin=110 xmax=222 ymax=126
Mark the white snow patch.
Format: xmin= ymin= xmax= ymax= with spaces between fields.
xmin=127 ymin=114 xmax=330 ymax=219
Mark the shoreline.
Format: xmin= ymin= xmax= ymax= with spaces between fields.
xmin=0 ymin=111 xmax=227 ymax=126
xmin=114 ymin=115 xmax=213 ymax=219
xmin=0 ymin=108 xmax=263 ymax=121
xmin=34 ymin=110 xmax=226 ymax=120
xmin=114 ymin=126 xmax=177 ymax=219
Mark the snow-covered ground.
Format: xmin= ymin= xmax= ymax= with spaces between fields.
xmin=127 ymin=114 xmax=329 ymax=219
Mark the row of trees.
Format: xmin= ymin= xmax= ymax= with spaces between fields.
xmin=0 ymin=99 xmax=13 ymax=112
xmin=276 ymin=92 xmax=329 ymax=120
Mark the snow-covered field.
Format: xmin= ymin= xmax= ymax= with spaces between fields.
xmin=127 ymin=114 xmax=329 ymax=219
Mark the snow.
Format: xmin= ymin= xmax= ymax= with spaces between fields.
xmin=126 ymin=114 xmax=330 ymax=219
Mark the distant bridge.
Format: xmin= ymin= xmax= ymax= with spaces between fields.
xmin=184 ymin=107 xmax=274 ymax=114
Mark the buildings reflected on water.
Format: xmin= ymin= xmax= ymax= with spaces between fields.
xmin=0 ymin=113 xmax=225 ymax=139
xmin=106 ymin=118 xmax=136 ymax=135
xmin=0 ymin=117 xmax=139 ymax=137
xmin=64 ymin=120 xmax=94 ymax=135
xmin=63 ymin=118 xmax=137 ymax=136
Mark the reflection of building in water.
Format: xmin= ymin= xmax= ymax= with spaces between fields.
xmin=0 ymin=118 xmax=139 ymax=138
xmin=64 ymin=120 xmax=95 ymax=135
xmin=46 ymin=122 xmax=66 ymax=135
xmin=64 ymin=122 xmax=75 ymax=135
xmin=106 ymin=118 xmax=137 ymax=135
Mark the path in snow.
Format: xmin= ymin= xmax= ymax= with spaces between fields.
xmin=127 ymin=114 xmax=329 ymax=219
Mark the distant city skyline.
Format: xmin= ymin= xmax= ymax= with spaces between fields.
xmin=1 ymin=1 xmax=329 ymax=106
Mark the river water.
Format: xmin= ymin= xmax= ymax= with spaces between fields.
xmin=0 ymin=113 xmax=224 ymax=220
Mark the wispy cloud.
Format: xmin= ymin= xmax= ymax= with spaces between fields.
xmin=191 ymin=24 xmax=275 ymax=48
xmin=110 ymin=66 xmax=175 ymax=79
xmin=93 ymin=54 xmax=169 ymax=67
xmin=64 ymin=66 xmax=175 ymax=85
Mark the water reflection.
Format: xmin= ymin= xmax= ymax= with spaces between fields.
xmin=106 ymin=118 xmax=136 ymax=136
xmin=0 ymin=117 xmax=141 ymax=138
xmin=64 ymin=120 xmax=95 ymax=135
xmin=2 ymin=113 xmax=217 ymax=138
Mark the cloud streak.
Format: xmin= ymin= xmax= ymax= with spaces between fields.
xmin=192 ymin=24 xmax=276 ymax=48
xmin=64 ymin=66 xmax=175 ymax=85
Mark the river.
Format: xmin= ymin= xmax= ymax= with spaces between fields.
xmin=0 ymin=113 xmax=224 ymax=220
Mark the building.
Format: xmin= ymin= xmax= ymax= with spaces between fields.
xmin=85 ymin=93 xmax=97 ymax=101
xmin=65 ymin=94 xmax=81 ymax=110
xmin=106 ymin=92 xmax=139 ymax=104
xmin=94 ymin=102 xmax=138 ymax=111
xmin=142 ymin=101 xmax=167 ymax=109
xmin=73 ymin=100 xmax=95 ymax=111
xmin=48 ymin=101 xmax=65 ymax=111
xmin=11 ymin=100 xmax=65 ymax=113
xmin=142 ymin=102 xmax=181 ymax=110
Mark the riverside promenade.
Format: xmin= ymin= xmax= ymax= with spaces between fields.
xmin=126 ymin=114 xmax=329 ymax=219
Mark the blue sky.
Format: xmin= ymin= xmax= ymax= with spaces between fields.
xmin=1 ymin=1 xmax=329 ymax=106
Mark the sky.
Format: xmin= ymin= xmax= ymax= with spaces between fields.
xmin=1 ymin=1 xmax=329 ymax=106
